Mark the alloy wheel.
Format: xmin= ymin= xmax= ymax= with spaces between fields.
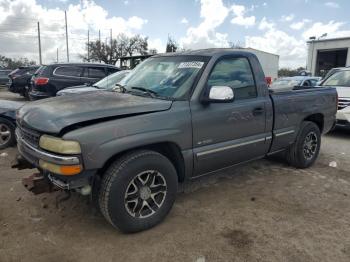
xmin=124 ymin=170 xmax=167 ymax=218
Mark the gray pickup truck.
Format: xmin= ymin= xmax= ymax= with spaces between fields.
xmin=15 ymin=49 xmax=337 ymax=233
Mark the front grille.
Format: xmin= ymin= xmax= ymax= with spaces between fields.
xmin=17 ymin=122 xmax=41 ymax=148
xmin=338 ymin=99 xmax=350 ymax=110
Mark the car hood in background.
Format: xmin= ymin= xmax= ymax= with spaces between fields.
xmin=57 ymin=86 xmax=100 ymax=96
xmin=18 ymin=91 xmax=172 ymax=134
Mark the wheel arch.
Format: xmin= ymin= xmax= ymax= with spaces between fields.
xmin=303 ymin=113 xmax=324 ymax=132
xmin=98 ymin=141 xmax=186 ymax=183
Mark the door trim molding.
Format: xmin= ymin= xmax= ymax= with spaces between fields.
xmin=196 ymin=137 xmax=266 ymax=157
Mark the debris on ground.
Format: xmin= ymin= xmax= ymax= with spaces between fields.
xmin=329 ymin=161 xmax=337 ymax=168
xmin=0 ymin=152 xmax=8 ymax=157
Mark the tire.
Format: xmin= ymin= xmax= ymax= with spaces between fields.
xmin=0 ymin=118 xmax=16 ymax=149
xmin=286 ymin=121 xmax=321 ymax=168
xmin=99 ymin=150 xmax=178 ymax=233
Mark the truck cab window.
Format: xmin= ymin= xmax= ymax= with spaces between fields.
xmin=207 ymin=57 xmax=257 ymax=100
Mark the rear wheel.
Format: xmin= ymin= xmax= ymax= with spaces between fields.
xmin=286 ymin=121 xmax=321 ymax=168
xmin=0 ymin=118 xmax=16 ymax=149
xmin=99 ymin=150 xmax=178 ymax=233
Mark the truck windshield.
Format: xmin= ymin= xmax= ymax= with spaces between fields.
xmin=121 ymin=56 xmax=208 ymax=99
xmin=322 ymin=70 xmax=350 ymax=87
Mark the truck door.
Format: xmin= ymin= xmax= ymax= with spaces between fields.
xmin=190 ymin=56 xmax=270 ymax=176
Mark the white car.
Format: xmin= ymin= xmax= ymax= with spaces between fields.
xmin=321 ymin=68 xmax=350 ymax=127
xmin=270 ymin=76 xmax=321 ymax=92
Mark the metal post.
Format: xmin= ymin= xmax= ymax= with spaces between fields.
xmin=65 ymin=11 xmax=69 ymax=62
xmin=57 ymin=48 xmax=58 ymax=63
xmin=37 ymin=22 xmax=42 ymax=65
xmin=99 ymin=29 xmax=101 ymax=63
xmin=110 ymin=29 xmax=112 ymax=64
xmin=87 ymin=29 xmax=90 ymax=62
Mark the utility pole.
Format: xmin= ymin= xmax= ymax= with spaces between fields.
xmin=87 ymin=29 xmax=90 ymax=62
xmin=99 ymin=29 xmax=101 ymax=63
xmin=110 ymin=29 xmax=112 ymax=64
xmin=56 ymin=48 xmax=58 ymax=63
xmin=65 ymin=10 xmax=69 ymax=62
xmin=37 ymin=22 xmax=42 ymax=65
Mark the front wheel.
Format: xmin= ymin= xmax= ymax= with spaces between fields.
xmin=0 ymin=118 xmax=16 ymax=149
xmin=286 ymin=121 xmax=321 ymax=168
xmin=99 ymin=150 xmax=178 ymax=233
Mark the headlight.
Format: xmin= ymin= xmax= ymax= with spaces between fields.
xmin=39 ymin=135 xmax=81 ymax=154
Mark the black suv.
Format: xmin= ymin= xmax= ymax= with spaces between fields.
xmin=29 ymin=63 xmax=119 ymax=100
xmin=7 ymin=66 xmax=40 ymax=97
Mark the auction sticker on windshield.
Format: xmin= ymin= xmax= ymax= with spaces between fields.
xmin=178 ymin=61 xmax=204 ymax=69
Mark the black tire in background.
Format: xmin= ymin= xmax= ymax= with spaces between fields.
xmin=99 ymin=150 xmax=178 ymax=233
xmin=0 ymin=118 xmax=16 ymax=149
xmin=286 ymin=121 xmax=321 ymax=168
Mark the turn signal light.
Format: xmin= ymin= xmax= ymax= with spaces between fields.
xmin=39 ymin=160 xmax=82 ymax=176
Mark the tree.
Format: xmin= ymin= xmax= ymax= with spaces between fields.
xmin=0 ymin=55 xmax=36 ymax=69
xmin=166 ymin=36 xmax=178 ymax=53
xmin=117 ymin=34 xmax=148 ymax=56
xmin=81 ymin=34 xmax=149 ymax=64
xmin=278 ymin=67 xmax=306 ymax=77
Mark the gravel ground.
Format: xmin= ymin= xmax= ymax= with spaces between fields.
xmin=1 ymin=90 xmax=350 ymax=262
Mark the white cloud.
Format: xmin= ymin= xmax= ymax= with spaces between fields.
xmin=258 ymin=17 xmax=275 ymax=31
xmin=302 ymin=21 xmax=348 ymax=39
xmin=148 ymin=38 xmax=165 ymax=53
xmin=325 ymin=2 xmax=340 ymax=8
xmin=245 ymin=28 xmax=306 ymax=68
xmin=180 ymin=0 xmax=230 ymax=49
xmin=262 ymin=2 xmax=267 ymax=6
xmin=290 ymin=19 xmax=311 ymax=30
xmin=230 ymin=4 xmax=255 ymax=27
xmin=180 ymin=17 xmax=189 ymax=24
xmin=281 ymin=14 xmax=295 ymax=22
xmin=124 ymin=0 xmax=129 ymax=5
xmin=0 ymin=0 xmax=148 ymax=63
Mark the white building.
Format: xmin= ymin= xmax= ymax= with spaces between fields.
xmin=234 ymin=47 xmax=279 ymax=80
xmin=307 ymin=37 xmax=350 ymax=77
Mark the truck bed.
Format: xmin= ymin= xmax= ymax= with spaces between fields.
xmin=268 ymin=87 xmax=337 ymax=153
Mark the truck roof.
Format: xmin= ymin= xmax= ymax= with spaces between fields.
xmin=153 ymin=48 xmax=259 ymax=58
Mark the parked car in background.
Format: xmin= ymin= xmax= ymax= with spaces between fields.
xmin=270 ymin=76 xmax=321 ymax=92
xmin=57 ymin=70 xmax=130 ymax=96
xmin=320 ymin=68 xmax=350 ymax=127
xmin=29 ymin=63 xmax=120 ymax=100
xmin=7 ymin=66 xmax=40 ymax=97
xmin=0 ymin=100 xmax=24 ymax=149
xmin=15 ymin=49 xmax=337 ymax=233
xmin=0 ymin=70 xmax=12 ymax=86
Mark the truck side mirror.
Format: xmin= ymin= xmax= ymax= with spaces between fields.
xmin=201 ymin=85 xmax=234 ymax=103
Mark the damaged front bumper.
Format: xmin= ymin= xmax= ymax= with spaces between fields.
xmin=14 ymin=129 xmax=96 ymax=194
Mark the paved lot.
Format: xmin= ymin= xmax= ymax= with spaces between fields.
xmin=1 ymin=89 xmax=350 ymax=262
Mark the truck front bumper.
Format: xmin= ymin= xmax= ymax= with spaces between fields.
xmin=15 ymin=129 xmax=95 ymax=191
xmin=336 ymin=107 xmax=350 ymax=127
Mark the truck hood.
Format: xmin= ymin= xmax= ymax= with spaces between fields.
xmin=332 ymin=86 xmax=350 ymax=98
xmin=18 ymin=91 xmax=172 ymax=134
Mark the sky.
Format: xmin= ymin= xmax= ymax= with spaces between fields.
xmin=0 ymin=0 xmax=349 ymax=68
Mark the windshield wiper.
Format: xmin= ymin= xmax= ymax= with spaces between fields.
xmin=131 ymin=87 xmax=158 ymax=98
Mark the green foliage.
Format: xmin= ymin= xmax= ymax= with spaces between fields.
xmin=81 ymin=34 xmax=149 ymax=64
xmin=278 ymin=67 xmax=306 ymax=77
xmin=166 ymin=36 xmax=178 ymax=53
xmin=0 ymin=55 xmax=36 ymax=69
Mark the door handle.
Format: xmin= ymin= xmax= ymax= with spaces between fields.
xmin=252 ymin=107 xmax=264 ymax=116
